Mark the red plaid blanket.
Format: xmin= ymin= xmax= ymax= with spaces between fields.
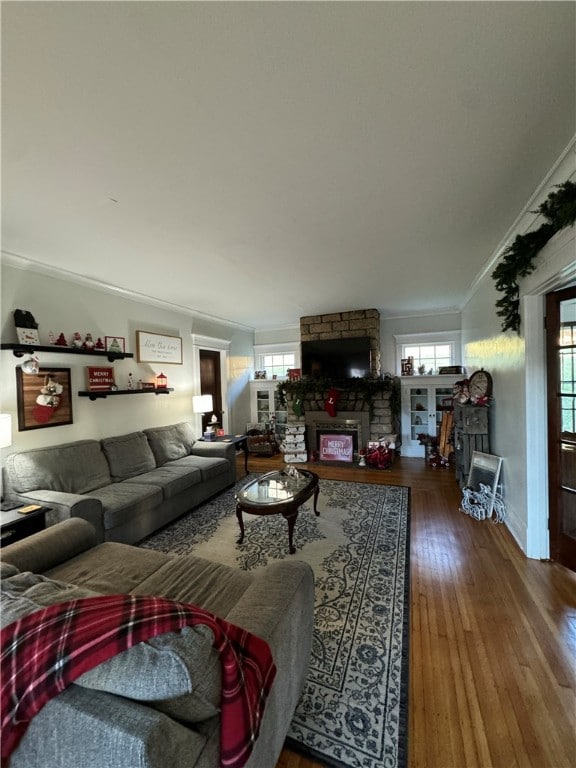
xmin=1 ymin=594 xmax=276 ymax=767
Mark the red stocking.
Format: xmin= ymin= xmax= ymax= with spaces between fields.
xmin=324 ymin=388 xmax=340 ymax=417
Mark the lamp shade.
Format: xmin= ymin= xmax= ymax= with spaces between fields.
xmin=192 ymin=394 xmax=213 ymax=414
xmin=0 ymin=414 xmax=12 ymax=449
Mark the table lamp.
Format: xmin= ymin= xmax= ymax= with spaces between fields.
xmin=192 ymin=394 xmax=213 ymax=416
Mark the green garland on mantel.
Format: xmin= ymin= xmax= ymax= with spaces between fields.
xmin=277 ymin=376 xmax=401 ymax=419
xmin=492 ymin=180 xmax=576 ymax=334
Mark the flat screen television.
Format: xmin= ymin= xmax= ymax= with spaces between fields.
xmin=301 ymin=337 xmax=372 ymax=379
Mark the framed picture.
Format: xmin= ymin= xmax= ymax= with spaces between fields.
xmin=136 ymin=331 xmax=183 ymax=364
xmin=463 ymin=451 xmax=504 ymax=520
xmin=16 ymin=367 xmax=73 ymax=431
xmin=105 ymin=336 xmax=126 ymax=354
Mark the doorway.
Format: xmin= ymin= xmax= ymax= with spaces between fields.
xmin=199 ymin=350 xmax=222 ymax=433
xmin=546 ymin=285 xmax=576 ymax=572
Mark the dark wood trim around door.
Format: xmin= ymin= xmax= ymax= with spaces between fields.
xmin=546 ymin=284 xmax=576 ymax=572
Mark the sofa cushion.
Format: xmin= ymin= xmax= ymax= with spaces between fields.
xmin=134 ymin=555 xmax=254 ymax=618
xmin=86 ymin=483 xmax=163 ymax=531
xmin=4 ymin=440 xmax=111 ymax=495
xmin=0 ymin=569 xmax=100 ymax=627
xmin=101 ymin=432 xmax=156 ymax=481
xmin=45 ymin=541 xmax=171 ymax=594
xmin=144 ymin=422 xmax=196 ymax=466
xmin=122 ymin=465 xmax=203 ymax=499
xmin=76 ymin=624 xmax=221 ymax=721
xmin=166 ymin=455 xmax=229 ymax=482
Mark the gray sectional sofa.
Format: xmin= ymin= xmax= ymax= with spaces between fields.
xmin=1 ymin=517 xmax=315 ymax=768
xmin=2 ymin=422 xmax=237 ymax=544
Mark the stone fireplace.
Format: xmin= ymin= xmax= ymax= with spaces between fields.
xmin=281 ymin=309 xmax=399 ymax=458
xmin=300 ymin=309 xmax=381 ymax=377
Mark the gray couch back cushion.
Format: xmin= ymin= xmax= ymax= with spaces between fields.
xmin=4 ymin=440 xmax=111 ymax=495
xmin=144 ymin=422 xmax=196 ymax=466
xmin=101 ymin=432 xmax=156 ymax=480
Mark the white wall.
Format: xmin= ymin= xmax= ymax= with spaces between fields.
xmin=461 ymin=141 xmax=576 ymax=558
xmin=1 ymin=260 xmax=254 ymax=457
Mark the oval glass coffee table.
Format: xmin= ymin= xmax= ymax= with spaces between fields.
xmin=235 ymin=469 xmax=319 ymax=554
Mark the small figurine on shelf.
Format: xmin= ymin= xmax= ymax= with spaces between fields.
xmin=83 ymin=333 xmax=95 ymax=350
xmin=71 ymin=332 xmax=83 ymax=348
xmin=127 ymin=373 xmax=134 ymax=390
xmin=94 ymin=337 xmax=105 ymax=349
xmin=55 ymin=332 xmax=68 ymax=346
xmin=358 ymin=449 xmax=367 ymax=467
xmin=48 ymin=331 xmax=56 ymax=345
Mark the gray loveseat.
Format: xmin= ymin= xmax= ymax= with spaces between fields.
xmin=3 ymin=422 xmax=236 ymax=544
xmin=1 ymin=517 xmax=315 ymax=768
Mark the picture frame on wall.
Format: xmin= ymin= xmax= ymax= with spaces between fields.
xmin=16 ymin=367 xmax=73 ymax=431
xmin=136 ymin=330 xmax=183 ymax=364
xmin=105 ymin=336 xmax=126 ymax=354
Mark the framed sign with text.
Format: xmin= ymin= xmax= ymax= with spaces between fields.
xmin=136 ymin=331 xmax=183 ymax=364
xmin=86 ymin=367 xmax=115 ymax=391
xmin=319 ymin=434 xmax=354 ymax=462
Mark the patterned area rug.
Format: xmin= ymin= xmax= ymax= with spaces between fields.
xmin=141 ymin=476 xmax=410 ymax=768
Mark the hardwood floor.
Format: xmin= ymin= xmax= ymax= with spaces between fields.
xmin=236 ymin=453 xmax=576 ymax=768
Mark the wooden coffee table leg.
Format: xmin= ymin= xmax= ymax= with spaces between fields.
xmin=312 ymin=485 xmax=320 ymax=516
xmin=284 ymin=509 xmax=298 ymax=555
xmin=236 ymin=504 xmax=245 ymax=544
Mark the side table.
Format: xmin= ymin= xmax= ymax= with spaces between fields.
xmin=0 ymin=506 xmax=48 ymax=546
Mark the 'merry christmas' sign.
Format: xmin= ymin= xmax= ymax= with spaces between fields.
xmin=319 ymin=434 xmax=353 ymax=462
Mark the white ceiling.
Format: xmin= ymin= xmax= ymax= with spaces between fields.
xmin=2 ymin=2 xmax=575 ymax=331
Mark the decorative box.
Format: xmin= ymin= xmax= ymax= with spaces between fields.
xmin=16 ymin=328 xmax=40 ymax=345
xmin=284 ymin=451 xmax=308 ymax=463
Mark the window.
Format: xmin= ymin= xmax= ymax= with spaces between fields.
xmin=394 ymin=331 xmax=461 ymax=375
xmin=254 ymin=343 xmax=299 ymax=380
xmin=560 ymin=321 xmax=576 ymax=434
xmin=403 ymin=343 xmax=452 ymax=373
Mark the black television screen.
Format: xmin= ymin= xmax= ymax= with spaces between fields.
xmin=301 ymin=337 xmax=371 ymax=379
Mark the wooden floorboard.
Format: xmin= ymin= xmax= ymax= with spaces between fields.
xmin=236 ymin=453 xmax=576 ymax=768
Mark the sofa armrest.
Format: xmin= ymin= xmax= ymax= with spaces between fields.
xmin=8 ymin=490 xmax=104 ymax=542
xmin=1 ymin=518 xmax=98 ymax=574
xmin=191 ymin=441 xmax=236 ymax=464
xmin=225 ymin=560 xmax=315 ymax=766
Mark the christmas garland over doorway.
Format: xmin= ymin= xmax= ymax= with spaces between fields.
xmin=492 ymin=180 xmax=576 ymax=333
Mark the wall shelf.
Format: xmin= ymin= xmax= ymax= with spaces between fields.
xmin=1 ymin=343 xmax=133 ymax=363
xmin=78 ymin=388 xmax=173 ymax=401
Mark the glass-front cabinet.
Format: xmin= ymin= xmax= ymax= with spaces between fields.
xmin=249 ymin=381 xmax=288 ymax=441
xmin=400 ymin=376 xmax=456 ymax=457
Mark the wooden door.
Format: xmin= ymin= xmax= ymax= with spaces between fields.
xmin=546 ymin=285 xmax=576 ymax=572
xmin=199 ymin=350 xmax=222 ymax=433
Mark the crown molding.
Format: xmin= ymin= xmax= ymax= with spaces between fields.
xmin=1 ymin=251 xmax=255 ymax=333
xmin=463 ymin=134 xmax=576 ymax=308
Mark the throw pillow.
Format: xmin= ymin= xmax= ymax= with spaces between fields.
xmin=101 ymin=432 xmax=156 ymax=480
